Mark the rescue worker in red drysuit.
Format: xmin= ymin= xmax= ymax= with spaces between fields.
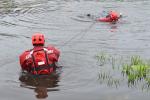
xmin=19 ymin=33 xmax=60 ymax=75
xmin=97 ymin=11 xmax=120 ymax=22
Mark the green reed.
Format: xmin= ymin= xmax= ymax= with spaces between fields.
xmin=96 ymin=52 xmax=150 ymax=90
xmin=122 ymin=56 xmax=150 ymax=84
xmin=95 ymin=52 xmax=116 ymax=68
xmin=98 ymin=72 xmax=120 ymax=88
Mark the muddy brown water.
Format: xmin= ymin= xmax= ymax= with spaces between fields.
xmin=0 ymin=0 xmax=150 ymax=100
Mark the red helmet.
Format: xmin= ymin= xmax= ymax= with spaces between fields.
xmin=109 ymin=11 xmax=119 ymax=20
xmin=32 ymin=33 xmax=45 ymax=45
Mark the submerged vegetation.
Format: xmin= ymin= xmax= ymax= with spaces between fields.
xmin=96 ymin=52 xmax=150 ymax=91
xmin=122 ymin=56 xmax=150 ymax=84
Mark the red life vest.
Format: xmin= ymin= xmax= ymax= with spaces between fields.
xmin=30 ymin=48 xmax=55 ymax=75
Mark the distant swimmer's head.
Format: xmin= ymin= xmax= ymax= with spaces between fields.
xmin=87 ymin=14 xmax=91 ymax=17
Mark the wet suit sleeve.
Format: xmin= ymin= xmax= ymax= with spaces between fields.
xmin=19 ymin=51 xmax=33 ymax=71
xmin=47 ymin=45 xmax=60 ymax=62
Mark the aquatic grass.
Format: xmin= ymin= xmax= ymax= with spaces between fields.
xmin=96 ymin=52 xmax=150 ymax=90
xmin=122 ymin=56 xmax=150 ymax=84
xmin=95 ymin=52 xmax=109 ymax=66
xmin=96 ymin=52 xmax=124 ymax=87
xmin=95 ymin=52 xmax=117 ymax=69
xmin=121 ymin=56 xmax=150 ymax=91
xmin=131 ymin=56 xmax=144 ymax=65
xmin=98 ymin=72 xmax=120 ymax=88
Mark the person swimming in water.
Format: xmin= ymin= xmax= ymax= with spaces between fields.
xmin=87 ymin=11 xmax=122 ymax=22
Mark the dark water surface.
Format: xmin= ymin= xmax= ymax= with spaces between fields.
xmin=0 ymin=0 xmax=150 ymax=100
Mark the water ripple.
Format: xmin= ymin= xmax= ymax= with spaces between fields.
xmin=0 ymin=33 xmax=18 ymax=38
